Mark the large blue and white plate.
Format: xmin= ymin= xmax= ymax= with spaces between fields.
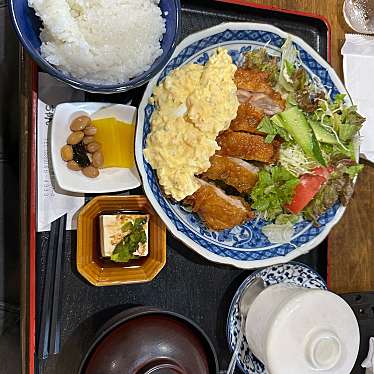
xmin=135 ymin=23 xmax=350 ymax=269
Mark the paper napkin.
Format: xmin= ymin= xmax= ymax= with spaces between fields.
xmin=342 ymin=33 xmax=374 ymax=163
xmin=37 ymin=73 xmax=85 ymax=232
xmin=362 ymin=337 xmax=374 ymax=373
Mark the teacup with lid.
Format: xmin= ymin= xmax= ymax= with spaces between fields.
xmin=245 ymin=283 xmax=360 ymax=374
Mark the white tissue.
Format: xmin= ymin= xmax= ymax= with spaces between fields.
xmin=37 ymin=73 xmax=85 ymax=232
xmin=342 ymin=34 xmax=374 ymax=57
xmin=342 ymin=34 xmax=374 ymax=162
xmin=362 ymin=337 xmax=374 ymax=373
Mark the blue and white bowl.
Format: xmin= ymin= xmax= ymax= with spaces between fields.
xmin=135 ymin=22 xmax=351 ymax=269
xmin=9 ymin=0 xmax=181 ymax=93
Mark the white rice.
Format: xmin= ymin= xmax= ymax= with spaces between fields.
xmin=28 ymin=0 xmax=166 ymax=84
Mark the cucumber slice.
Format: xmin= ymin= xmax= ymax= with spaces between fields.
xmin=311 ymin=133 xmax=326 ymax=166
xmin=309 ymin=120 xmax=338 ymax=144
xmin=279 ymin=107 xmax=314 ymax=158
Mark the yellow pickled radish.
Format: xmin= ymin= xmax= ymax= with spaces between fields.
xmin=92 ymin=117 xmax=135 ymax=168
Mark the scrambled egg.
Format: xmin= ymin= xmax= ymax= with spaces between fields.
xmin=144 ymin=48 xmax=239 ymax=201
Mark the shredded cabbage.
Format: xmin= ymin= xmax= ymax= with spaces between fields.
xmin=279 ymin=143 xmax=319 ymax=176
xmin=277 ymin=37 xmax=298 ymax=92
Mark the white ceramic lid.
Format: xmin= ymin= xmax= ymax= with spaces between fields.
xmin=266 ymin=289 xmax=360 ymax=374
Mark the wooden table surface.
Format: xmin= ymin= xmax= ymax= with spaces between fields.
xmin=244 ymin=0 xmax=374 ymax=294
xmin=242 ymin=0 xmax=347 ymax=73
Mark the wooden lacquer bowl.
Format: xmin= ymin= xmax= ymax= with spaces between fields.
xmin=79 ymin=307 xmax=219 ymax=374
xmin=77 ymin=195 xmax=166 ymax=286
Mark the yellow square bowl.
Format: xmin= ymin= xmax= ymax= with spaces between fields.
xmin=77 ymin=195 xmax=166 ymax=286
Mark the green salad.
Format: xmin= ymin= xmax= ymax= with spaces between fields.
xmin=245 ymin=38 xmax=365 ymax=243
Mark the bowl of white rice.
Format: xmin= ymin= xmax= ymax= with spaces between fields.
xmin=10 ymin=0 xmax=180 ymax=93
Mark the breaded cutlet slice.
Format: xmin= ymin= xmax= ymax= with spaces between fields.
xmin=184 ymin=180 xmax=254 ymax=231
xmin=234 ymin=68 xmax=272 ymax=94
xmin=217 ymin=130 xmax=275 ymax=163
xmin=234 ymin=68 xmax=285 ymax=115
xmin=200 ymin=155 xmax=259 ymax=193
xmin=230 ymin=102 xmax=264 ymax=133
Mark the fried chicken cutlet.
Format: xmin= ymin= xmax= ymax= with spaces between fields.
xmin=234 ymin=68 xmax=285 ymax=115
xmin=184 ymin=180 xmax=254 ymax=230
xmin=235 ymin=68 xmax=273 ymax=94
xmin=217 ymin=130 xmax=276 ymax=163
xmin=201 ymin=155 xmax=259 ymax=193
xmin=230 ymin=102 xmax=264 ymax=133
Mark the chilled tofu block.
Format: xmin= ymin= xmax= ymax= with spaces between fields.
xmin=100 ymin=214 xmax=149 ymax=262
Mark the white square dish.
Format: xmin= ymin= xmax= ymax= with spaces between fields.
xmin=51 ymin=102 xmax=141 ymax=193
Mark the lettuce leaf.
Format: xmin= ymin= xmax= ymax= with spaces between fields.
xmin=338 ymin=121 xmax=361 ymax=142
xmin=303 ymin=182 xmax=339 ymax=225
xmin=312 ymin=95 xmax=365 ymax=144
xmin=320 ymin=143 xmax=356 ymax=162
xmin=341 ymin=105 xmax=366 ymax=127
xmin=250 ymin=166 xmax=300 ymax=221
xmin=257 ymin=116 xmax=292 ymax=143
xmin=278 ymin=37 xmax=298 ymax=92
xmin=345 ymin=164 xmax=364 ymax=178
xmin=303 ymin=160 xmax=364 ymax=224
xmin=275 ymin=214 xmax=300 ymax=225
xmin=277 ymin=38 xmax=327 ymax=113
xmin=291 ymin=67 xmax=308 ymax=91
xmin=244 ymin=48 xmax=279 ymax=85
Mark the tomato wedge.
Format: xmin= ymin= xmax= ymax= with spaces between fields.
xmin=285 ymin=167 xmax=333 ymax=214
